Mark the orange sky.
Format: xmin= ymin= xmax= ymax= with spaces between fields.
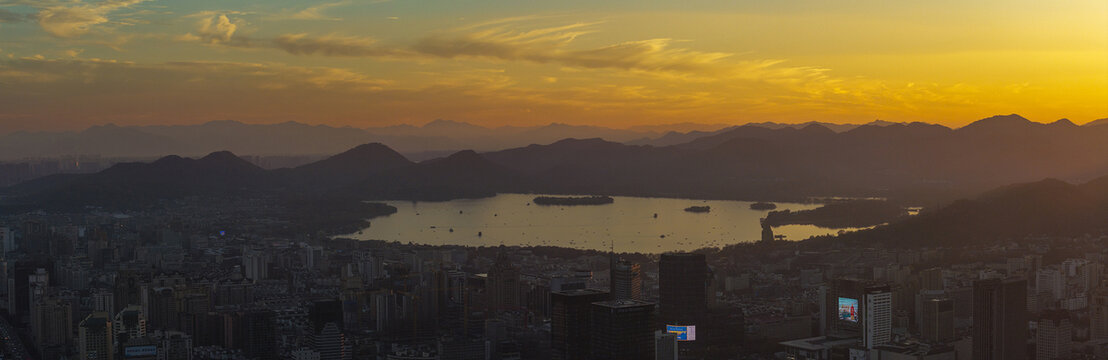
xmin=0 ymin=0 xmax=1105 ymax=133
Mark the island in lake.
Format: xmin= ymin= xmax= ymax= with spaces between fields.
xmin=533 ymin=195 xmax=615 ymax=206
xmin=750 ymin=202 xmax=777 ymax=210
xmin=684 ymin=205 xmax=711 ymax=213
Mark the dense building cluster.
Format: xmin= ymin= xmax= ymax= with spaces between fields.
xmin=1 ymin=210 xmax=1106 ymax=359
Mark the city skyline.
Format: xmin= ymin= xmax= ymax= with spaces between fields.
xmin=0 ymin=0 xmax=1105 ymax=133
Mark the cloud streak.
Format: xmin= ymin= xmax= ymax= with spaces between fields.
xmin=27 ymin=0 xmax=148 ymax=38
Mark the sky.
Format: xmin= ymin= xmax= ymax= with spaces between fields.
xmin=0 ymin=0 xmax=1105 ymax=133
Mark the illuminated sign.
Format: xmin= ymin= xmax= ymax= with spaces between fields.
xmin=124 ymin=345 xmax=158 ymax=357
xmin=666 ymin=325 xmax=697 ymax=341
xmin=838 ymin=297 xmax=859 ymax=323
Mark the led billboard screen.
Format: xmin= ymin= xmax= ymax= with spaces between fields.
xmin=838 ymin=297 xmax=859 ymax=322
xmin=666 ymin=325 xmax=696 ymax=341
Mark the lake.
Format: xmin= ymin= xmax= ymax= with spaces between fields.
xmin=341 ymin=194 xmax=864 ymax=253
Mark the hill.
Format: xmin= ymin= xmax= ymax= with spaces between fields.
xmin=829 ymin=176 xmax=1108 ymax=247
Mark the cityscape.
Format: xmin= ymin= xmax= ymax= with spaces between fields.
xmin=1 ymin=1 xmax=1107 ymax=360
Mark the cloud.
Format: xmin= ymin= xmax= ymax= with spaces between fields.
xmin=274 ymin=20 xmax=733 ymax=74
xmin=288 ymin=1 xmax=346 ymax=21
xmin=0 ymin=8 xmax=28 ymax=23
xmin=178 ymin=13 xmax=253 ymax=47
xmin=274 ymin=34 xmax=408 ymax=57
xmin=31 ymin=0 xmax=147 ymax=38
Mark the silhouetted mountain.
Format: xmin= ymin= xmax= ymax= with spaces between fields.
xmin=281 ymin=143 xmax=414 ymax=188
xmin=360 ymin=150 xmax=530 ymax=201
xmin=832 ymin=176 xmax=1108 ymax=247
xmin=1086 ymin=118 xmax=1108 ymax=127
xmin=6 ymin=113 xmax=1108 ymax=209
xmin=625 ymin=127 xmax=737 ymax=146
xmin=484 ymin=114 xmax=1108 ymax=202
xmin=4 ymin=151 xmax=266 ymax=208
xmin=745 ymin=121 xmax=861 ymax=133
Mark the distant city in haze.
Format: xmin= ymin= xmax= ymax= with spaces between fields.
xmin=0 ymin=1 xmax=1106 ymax=360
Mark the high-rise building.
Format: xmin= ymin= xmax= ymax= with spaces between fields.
xmin=238 ymin=309 xmax=277 ymax=359
xmin=1092 ymin=286 xmax=1108 ymax=340
xmin=312 ymin=322 xmax=349 ymax=360
xmin=31 ymin=297 xmax=73 ymax=355
xmin=611 ymin=260 xmax=642 ymax=301
xmin=589 ymin=299 xmax=655 ymax=360
xmin=655 ymin=330 xmax=678 ymax=360
xmin=79 ymin=312 xmax=114 ymax=360
xmin=0 ymin=226 xmax=11 ymax=253
xmin=551 ymin=289 xmax=610 ymax=360
xmin=972 ymin=278 xmax=1027 ymax=360
xmin=821 ymin=278 xmax=870 ymax=337
xmin=917 ymin=297 xmax=954 ymax=343
xmin=1036 ymin=311 xmax=1072 ymax=360
xmin=241 ymin=250 xmax=269 ymax=282
xmin=918 ymin=267 xmax=943 ymax=291
xmin=28 ymin=268 xmax=49 ymax=315
xmin=659 ymin=253 xmax=707 ymax=325
xmin=863 ymin=285 xmax=892 ymax=349
xmin=486 ymin=246 xmax=520 ymax=312
xmin=1036 ymin=268 xmax=1064 ymax=301
xmin=158 ymin=331 xmax=193 ymax=360
xmin=114 ymin=305 xmax=147 ymax=346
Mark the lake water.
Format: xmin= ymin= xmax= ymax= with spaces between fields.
xmin=342 ymin=194 xmax=863 ymax=253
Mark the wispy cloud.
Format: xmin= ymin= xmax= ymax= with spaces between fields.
xmin=22 ymin=0 xmax=149 ymax=38
xmin=0 ymin=8 xmax=28 ymax=23
xmin=274 ymin=33 xmax=408 ymax=57
xmin=286 ymin=1 xmax=347 ymax=21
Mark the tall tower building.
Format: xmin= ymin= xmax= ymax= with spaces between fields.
xmin=486 ymin=246 xmax=520 ymax=312
xmin=659 ymin=253 xmax=707 ymax=325
xmin=972 ymin=278 xmax=1027 ymax=360
xmin=31 ymin=297 xmax=73 ymax=356
xmin=863 ymin=285 xmax=892 ymax=349
xmin=610 ymin=259 xmax=642 ymax=301
xmin=79 ymin=312 xmax=114 ymax=360
xmin=1036 ymin=311 xmax=1072 ymax=360
xmin=589 ymin=299 xmax=655 ymax=360
xmin=551 ymin=289 xmax=610 ymax=360
xmin=918 ymin=297 xmax=954 ymax=343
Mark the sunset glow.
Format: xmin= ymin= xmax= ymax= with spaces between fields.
xmin=0 ymin=0 xmax=1105 ymax=132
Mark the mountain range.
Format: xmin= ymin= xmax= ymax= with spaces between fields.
xmin=5 ymin=116 xmax=1101 ymax=162
xmin=5 ymin=113 xmax=1108 ymax=244
xmin=2 ymin=113 xmax=1106 ymax=209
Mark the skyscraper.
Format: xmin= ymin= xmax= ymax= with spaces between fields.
xmin=589 ymin=299 xmax=655 ymax=360
xmin=31 ymin=297 xmax=73 ymax=356
xmin=79 ymin=312 xmax=114 ymax=360
xmin=610 ymin=259 xmax=641 ymax=301
xmin=659 ymin=252 xmax=707 ymax=325
xmin=1036 ymin=311 xmax=1073 ymax=360
xmin=972 ymin=278 xmax=1027 ymax=360
xmin=551 ymin=289 xmax=610 ymax=360
xmin=917 ymin=297 xmax=954 ymax=343
xmin=863 ymin=285 xmax=892 ymax=349
xmin=486 ymin=246 xmax=520 ymax=312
